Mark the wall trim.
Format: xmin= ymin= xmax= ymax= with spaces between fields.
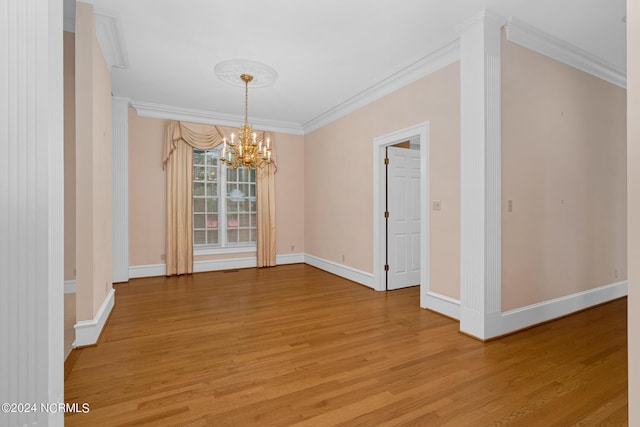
xmin=128 ymin=253 xmax=306 ymax=279
xmin=74 ymin=288 xmax=115 ymax=347
xmin=487 ymin=281 xmax=628 ymax=338
xmin=129 ymin=263 xmax=167 ymax=279
xmin=193 ymin=257 xmax=256 ymax=273
xmin=276 ymin=253 xmax=305 ymax=265
xmin=304 ymin=254 xmax=375 ymax=289
xmin=64 ymin=280 xmax=77 ymax=294
xmin=423 ymin=292 xmax=461 ymax=320
xmin=303 ymin=39 xmax=460 ymax=134
xmin=130 ymin=100 xmax=305 ymax=135
xmin=93 ymin=8 xmax=129 ymax=69
xmin=505 ymin=17 xmax=626 ymax=88
xmin=112 ymin=96 xmax=130 ymax=283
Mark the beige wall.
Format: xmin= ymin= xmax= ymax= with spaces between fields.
xmin=64 ymin=31 xmax=76 ymax=281
xmin=501 ymin=35 xmax=627 ymax=311
xmin=304 ymin=63 xmax=461 ymax=298
xmin=628 ymin=0 xmax=639 ymax=423
xmin=75 ymin=2 xmax=113 ymax=320
xmin=129 ymin=110 xmax=166 ymax=266
xmin=128 ymin=110 xmax=305 ymax=266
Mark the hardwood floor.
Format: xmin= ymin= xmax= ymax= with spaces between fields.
xmin=64 ymin=264 xmax=628 ymax=426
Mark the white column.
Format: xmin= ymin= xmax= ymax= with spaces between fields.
xmin=457 ymin=10 xmax=505 ymax=340
xmin=0 ymin=0 xmax=64 ymax=425
xmin=112 ymin=97 xmax=130 ymax=283
xmin=627 ymin=0 xmax=640 ymax=424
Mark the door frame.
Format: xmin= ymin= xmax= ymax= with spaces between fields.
xmin=372 ymin=122 xmax=430 ymax=306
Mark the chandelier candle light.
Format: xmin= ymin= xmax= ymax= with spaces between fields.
xmin=221 ymin=74 xmax=272 ymax=169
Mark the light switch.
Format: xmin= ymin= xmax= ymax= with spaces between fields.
xmin=432 ymin=200 xmax=441 ymax=211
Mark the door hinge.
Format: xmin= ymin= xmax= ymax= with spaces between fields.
xmin=384 ymin=211 xmax=389 ymax=218
xmin=384 ymin=264 xmax=389 ymax=271
xmin=384 ymin=157 xmax=389 ymax=165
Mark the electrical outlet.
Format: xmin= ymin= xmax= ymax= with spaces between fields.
xmin=615 ymin=269 xmax=619 ymax=279
xmin=342 ymin=254 xmax=345 ymax=262
xmin=161 ymin=254 xmax=165 ymax=261
xmin=508 ymin=200 xmax=513 ymax=213
xmin=432 ymin=200 xmax=441 ymax=211
xmin=291 ymin=245 xmax=294 ymax=251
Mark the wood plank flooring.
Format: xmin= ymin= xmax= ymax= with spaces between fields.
xmin=64 ymin=264 xmax=628 ymax=426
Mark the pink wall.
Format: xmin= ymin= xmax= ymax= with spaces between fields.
xmin=128 ymin=110 xmax=305 ymax=267
xmin=304 ymin=63 xmax=461 ymax=298
xmin=501 ymin=35 xmax=627 ymax=311
xmin=64 ymin=31 xmax=76 ymax=281
xmin=128 ymin=110 xmax=166 ymax=266
xmin=273 ymin=132 xmax=305 ymax=255
xmin=75 ymin=2 xmax=113 ymax=320
xmin=628 ymin=0 xmax=639 ymax=422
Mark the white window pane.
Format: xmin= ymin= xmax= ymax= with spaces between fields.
xmin=194 ymin=151 xmax=205 ymax=165
xmin=194 ymin=230 xmax=206 ymax=245
xmin=207 ymin=167 xmax=217 ymax=182
xmin=238 ymin=228 xmax=251 ymax=243
xmin=227 ymin=213 xmax=238 ymax=227
xmin=207 ymin=198 xmax=218 ymax=213
xmin=206 ymin=183 xmax=216 ymax=197
xmin=194 ymin=182 xmax=205 ymax=196
xmin=239 ymin=214 xmax=250 ymax=227
xmin=193 ymin=198 xmax=205 ymax=213
xmin=206 ymin=214 xmax=218 ymax=229
xmin=205 ymin=151 xmax=218 ymax=165
xmin=194 ymin=214 xmax=205 ymax=229
xmin=206 ymin=230 xmax=218 ymax=245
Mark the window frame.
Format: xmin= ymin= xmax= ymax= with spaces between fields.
xmin=193 ymin=148 xmax=257 ymax=256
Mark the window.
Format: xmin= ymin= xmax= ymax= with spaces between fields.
xmin=193 ymin=149 xmax=256 ymax=253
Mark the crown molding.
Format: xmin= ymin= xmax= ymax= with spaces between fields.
xmin=505 ymin=17 xmax=626 ymax=88
xmin=94 ymin=8 xmax=129 ymax=69
xmin=303 ymin=38 xmax=460 ymax=134
xmin=454 ymin=8 xmax=508 ymax=34
xmin=130 ymin=100 xmax=306 ymax=135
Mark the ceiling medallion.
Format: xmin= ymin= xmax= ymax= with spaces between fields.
xmin=214 ymin=59 xmax=278 ymax=88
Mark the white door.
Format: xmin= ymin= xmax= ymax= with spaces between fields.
xmin=387 ymin=147 xmax=421 ymax=290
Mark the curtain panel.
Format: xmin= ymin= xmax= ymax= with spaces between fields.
xmin=163 ymin=120 xmax=277 ymax=276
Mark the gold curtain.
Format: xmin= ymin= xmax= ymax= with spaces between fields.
xmin=163 ymin=120 xmax=277 ymax=275
xmin=256 ymin=132 xmax=277 ymax=267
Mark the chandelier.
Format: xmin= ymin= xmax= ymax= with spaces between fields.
xmin=221 ymin=74 xmax=272 ymax=169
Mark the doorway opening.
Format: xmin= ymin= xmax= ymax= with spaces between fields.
xmin=372 ymin=123 xmax=429 ymax=306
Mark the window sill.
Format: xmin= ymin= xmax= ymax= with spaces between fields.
xmin=194 ymin=245 xmax=257 ymax=256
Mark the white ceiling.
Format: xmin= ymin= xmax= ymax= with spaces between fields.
xmin=67 ymin=0 xmax=627 ymax=132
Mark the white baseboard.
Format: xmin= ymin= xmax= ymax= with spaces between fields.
xmin=129 ymin=253 xmax=306 ymax=279
xmin=64 ymin=280 xmax=76 ymax=294
xmin=422 ymin=291 xmax=461 ymax=320
xmin=129 ymin=263 xmax=166 ymax=278
xmin=487 ymin=280 xmax=628 ymax=338
xmin=304 ymin=254 xmax=375 ymax=289
xmin=74 ymin=288 xmax=115 ymax=347
xmin=276 ymin=253 xmax=305 ymax=265
xmin=193 ymin=257 xmax=256 ymax=272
